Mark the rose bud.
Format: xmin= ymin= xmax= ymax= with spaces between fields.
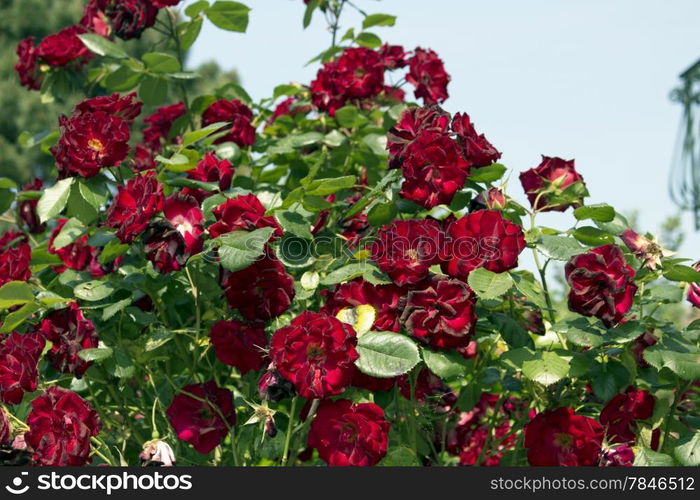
xmin=14 ymin=37 xmax=42 ymax=90
xmin=38 ymin=302 xmax=99 ymax=378
xmin=370 ymin=219 xmax=445 ymax=286
xmin=209 ymin=320 xmax=268 ymax=374
xmin=469 ymin=188 xmax=507 ymax=212
xmin=620 ymin=229 xmax=673 ymax=270
xmin=140 ymin=440 xmax=176 ymax=467
xmin=0 ymin=332 xmax=45 ymax=405
xmin=600 ymin=445 xmax=635 ymax=467
xmin=688 ymin=261 xmax=700 ymax=308
xmin=600 ymin=387 xmax=655 ymax=445
xmin=18 ymin=178 xmax=45 ymax=233
xmin=166 ymin=381 xmax=236 ymax=454
xmin=265 ymin=416 xmax=278 ymax=438
xmin=0 ymin=231 xmax=31 ymax=287
xmin=270 ymin=311 xmax=358 ymax=399
xmin=202 ymin=99 xmax=256 ymax=146
xmin=519 ymin=156 xmax=588 ymax=212
xmin=307 ymin=399 xmax=390 ymax=466
xmin=258 ymin=369 xmax=296 ymax=402
xmin=106 ymin=171 xmax=164 ymax=243
xmin=25 ymin=387 xmax=101 ymax=466
xmin=565 ymin=244 xmax=637 ymax=327
xmin=36 ymin=25 xmax=92 ymax=67
xmin=406 ymin=48 xmax=450 ymax=105
xmin=524 ymin=407 xmax=603 ymax=466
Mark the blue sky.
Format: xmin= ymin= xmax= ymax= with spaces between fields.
xmin=184 ymin=0 xmax=700 ymax=258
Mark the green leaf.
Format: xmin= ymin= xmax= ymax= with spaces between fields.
xmin=139 ymin=75 xmax=168 ymax=106
xmin=78 ymin=177 xmax=109 ymax=211
xmin=104 ymin=65 xmax=142 ymax=92
xmin=217 ymin=227 xmax=276 ymax=272
xmin=591 ymin=361 xmax=630 ymax=402
xmin=0 ymin=189 xmax=14 ymax=215
xmin=334 ymin=106 xmax=361 ymax=128
xmin=66 ymin=183 xmax=98 ymax=224
xmin=663 ymin=264 xmax=700 ymax=283
xmin=305 ymin=176 xmax=356 ymax=196
xmin=98 ymin=238 xmax=129 ymax=265
xmin=378 ymin=446 xmax=419 ymax=466
xmin=37 ymin=178 xmax=73 ymax=223
xmin=186 ymin=0 xmax=210 ymax=17
xmin=206 ymin=1 xmax=250 ymax=32
xmin=572 ymin=226 xmax=614 ymax=246
xmin=156 ymin=150 xmax=199 ymax=172
xmin=51 ymin=218 xmax=86 ymax=250
xmin=469 ymin=163 xmax=507 ymax=183
xmin=182 ymin=122 xmax=229 ymax=147
xmin=0 ymin=178 xmax=17 ymax=189
xmin=78 ymin=34 xmax=128 ymax=59
xmin=537 ymin=235 xmax=586 ymax=261
xmin=362 ymin=133 xmax=388 ymax=156
xmin=553 ymin=318 xmax=604 ymax=348
xmin=275 ymin=210 xmax=312 ymax=240
xmin=674 ymin=432 xmax=700 ymax=466
xmin=355 ymin=31 xmax=382 ymax=48
xmin=142 ymin=52 xmax=181 ymax=73
xmin=105 ymin=347 xmax=135 ymax=378
xmin=421 ymin=348 xmax=471 ymax=380
xmin=355 ymin=331 xmax=420 ymax=378
xmin=522 ymin=351 xmax=570 ymax=385
xmin=367 ymin=202 xmax=397 ymax=227
xmin=362 ymin=13 xmax=397 ymax=29
xmin=74 ymin=281 xmax=115 ymax=302
xmin=0 ymin=281 xmax=35 ymax=309
xmin=320 ymin=263 xmax=366 ymax=285
xmin=510 ymin=272 xmax=548 ymax=309
xmin=467 ymin=267 xmax=513 ymax=300
xmin=644 ymin=347 xmax=700 ymax=380
xmin=633 ymin=447 xmax=675 ymax=466
xmin=180 ymin=17 xmax=203 ymax=51
xmin=492 ymin=313 xmax=534 ymax=349
xmin=0 ymin=302 xmax=41 ymax=333
xmin=78 ymin=347 xmax=114 ymax=362
xmin=573 ymin=204 xmax=615 ymax=222
xmin=302 ymin=0 xmax=318 ymax=28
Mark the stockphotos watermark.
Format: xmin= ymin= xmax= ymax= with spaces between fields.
xmin=3 ymin=470 xmax=192 ymax=496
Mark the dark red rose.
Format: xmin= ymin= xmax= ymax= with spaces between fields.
xmin=310 ymin=47 xmax=385 ymax=115
xmin=0 ymin=231 xmax=31 ymax=287
xmin=322 ymin=278 xmax=406 ymax=333
xmin=445 ymin=393 xmax=516 ymax=466
xmin=187 ymin=152 xmax=233 ymax=191
xmin=0 ymin=409 xmax=10 ymax=445
xmin=153 ymin=0 xmax=181 ymax=6
xmin=209 ymin=320 xmax=268 ymax=374
xmin=398 ymin=368 xmax=457 ymax=412
xmin=519 ymin=156 xmax=588 ymax=212
xmin=270 ymin=311 xmax=358 ymax=399
xmin=631 ymin=331 xmax=658 ymax=367
xmin=688 ymin=261 xmax=700 ymax=308
xmin=382 ymin=85 xmax=406 ymax=103
xmin=131 ymin=144 xmax=157 ymax=172
xmin=308 ymin=399 xmax=389 ymax=466
xmin=202 ymin=99 xmax=256 ymax=147
xmin=80 ymin=0 xmax=111 ymax=36
xmin=15 ymin=37 xmax=42 ymax=90
xmin=52 ymin=111 xmax=131 ymax=178
xmin=209 ymin=194 xmax=283 ymax=239
xmin=399 ymin=131 xmax=469 ymax=208
xmin=387 ymin=106 xmax=450 ymax=163
xmin=142 ymin=221 xmax=186 ymax=274
xmin=600 ymin=387 xmax=654 ymax=445
xmin=451 ymin=112 xmax=501 ymax=167
xmin=36 ymin=25 xmax=92 ymax=67
xmin=370 ymin=219 xmax=445 ymax=286
xmin=106 ymin=171 xmax=164 ymax=243
xmin=38 ymin=302 xmax=98 ymax=378
xmin=401 ymin=275 xmax=477 ymax=350
xmin=18 ymin=178 xmax=45 ymax=233
xmin=89 ymin=0 xmax=159 ymax=40
xmin=142 ymin=102 xmax=186 ymax=150
xmin=266 ymin=96 xmax=311 ymax=126
xmin=75 ymin=92 xmax=142 ymax=122
xmin=600 ymin=445 xmax=634 ymax=467
xmin=351 ymin=369 xmax=397 ymax=392
xmin=220 ymin=251 xmax=295 ymax=320
xmin=470 ymin=188 xmax=507 ymax=212
xmin=0 ymin=332 xmax=45 ymax=405
xmin=565 ymin=244 xmax=637 ymax=327
xmin=378 ymin=44 xmax=408 ymax=70
xmin=258 ymin=370 xmax=296 ymax=402
xmin=524 ymin=407 xmax=603 ymax=466
xmin=166 ymin=381 xmax=236 ymax=454
xmin=25 ymin=387 xmax=101 ymax=466
xmin=48 ymin=219 xmax=117 ymax=277
xmin=406 ymin=48 xmax=450 ymax=105
xmin=442 ymin=210 xmax=526 ymax=278
xmin=164 ymin=194 xmax=203 ymax=255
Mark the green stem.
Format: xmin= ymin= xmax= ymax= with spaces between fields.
xmin=167 ymin=9 xmax=196 ymax=130
xmin=281 ymin=397 xmax=298 ymax=466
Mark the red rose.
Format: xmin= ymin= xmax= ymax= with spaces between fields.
xmin=0 ymin=231 xmax=31 ymax=287
xmin=387 ymin=106 xmax=450 ymax=164
xmin=202 ymin=99 xmax=256 ymax=147
xmin=470 ymin=188 xmax=507 ymax=211
xmin=209 ymin=194 xmax=283 ymax=239
xmin=88 ymin=0 xmax=159 ymax=40
xmin=14 ymin=37 xmax=42 ymax=90
xmin=142 ymin=102 xmax=186 ymax=151
xmin=166 ymin=381 xmax=236 ymax=454
xmin=163 ymin=194 xmax=203 ymax=255
xmin=565 ymin=244 xmax=637 ymax=327
xmin=311 ymin=47 xmax=385 ymax=115
xmin=401 ymin=275 xmax=477 ymax=350
xmin=631 ymin=331 xmax=658 ymax=368
xmin=184 ymin=152 xmax=233 ymax=202
xmin=18 ymin=178 xmax=45 ymax=234
xmin=378 ymin=44 xmax=408 ymax=70
xmin=688 ymin=261 xmax=700 ymax=308
xmin=52 ymin=111 xmax=131 ymax=178
xmin=38 ymin=302 xmax=98 ymax=378
xmin=153 ymin=0 xmax=181 ymax=6
xmin=351 ymin=369 xmax=397 ymax=392
xmin=209 ymin=320 xmax=268 ymax=374
xmin=399 ymin=131 xmax=469 ymax=208
xmin=48 ymin=219 xmax=117 ymax=277
xmin=307 ymin=399 xmax=390 ymax=466
xmin=442 ymin=210 xmax=526 ymax=279
xmin=142 ymin=221 xmax=187 ymax=274
xmin=266 ymin=97 xmax=311 ymax=126
xmin=600 ymin=445 xmax=635 ymax=467
xmin=0 ymin=332 xmax=45 ymax=405
xmin=36 ymin=25 xmax=92 ymax=67
xmin=106 ymin=171 xmax=164 ymax=243
xmin=270 ymin=311 xmax=358 ymax=399
xmin=370 ymin=219 xmax=445 ymax=286
xmin=519 ymin=156 xmax=588 ymax=212
xmin=524 ymin=407 xmax=603 ymax=466
xmin=75 ymin=92 xmax=143 ymax=122
xmin=406 ymin=48 xmax=450 ymax=105
xmin=451 ymin=112 xmax=501 ymax=167
xmin=25 ymin=387 xmax=101 ymax=466
xmin=220 ymin=251 xmax=295 ymax=320
xmin=600 ymin=387 xmax=655 ymax=445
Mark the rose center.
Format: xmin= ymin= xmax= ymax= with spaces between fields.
xmin=554 ymin=432 xmax=573 ymax=449
xmin=87 ymin=138 xmax=104 ymax=152
xmin=171 ymin=216 xmax=193 ymax=236
xmin=405 ymin=248 xmax=419 ymax=260
xmin=307 ymin=344 xmax=325 ymax=359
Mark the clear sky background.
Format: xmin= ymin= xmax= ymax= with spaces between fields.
xmin=183 ymin=0 xmax=700 ymax=258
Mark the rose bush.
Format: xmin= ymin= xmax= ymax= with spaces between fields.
xmin=0 ymin=0 xmax=698 ymax=468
